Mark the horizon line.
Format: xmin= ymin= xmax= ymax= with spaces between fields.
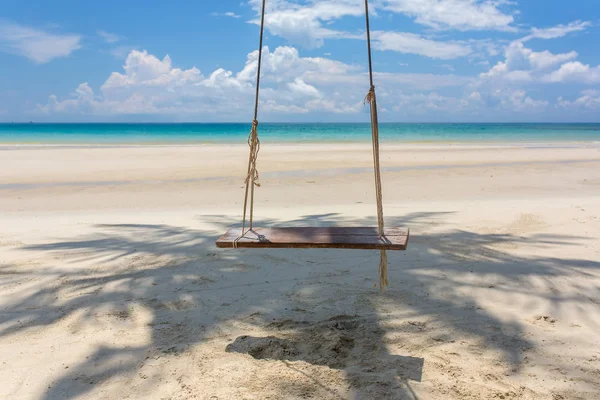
xmin=2 ymin=121 xmax=600 ymax=125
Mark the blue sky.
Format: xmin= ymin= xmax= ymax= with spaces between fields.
xmin=0 ymin=0 xmax=599 ymax=122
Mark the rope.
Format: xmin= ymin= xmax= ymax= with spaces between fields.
xmin=234 ymin=0 xmax=389 ymax=292
xmin=364 ymin=0 xmax=388 ymax=291
xmin=235 ymin=0 xmax=266 ymax=247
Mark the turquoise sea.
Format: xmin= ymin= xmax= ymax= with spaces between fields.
xmin=1 ymin=123 xmax=600 ymax=144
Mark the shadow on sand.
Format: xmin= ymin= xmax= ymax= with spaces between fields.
xmin=2 ymin=211 xmax=598 ymax=399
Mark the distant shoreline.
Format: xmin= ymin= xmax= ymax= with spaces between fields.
xmin=1 ymin=122 xmax=599 ymax=145
xmin=2 ymin=122 xmax=600 ymax=125
xmin=1 ymin=141 xmax=600 ymax=149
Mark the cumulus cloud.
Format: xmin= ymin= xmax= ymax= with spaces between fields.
xmin=557 ymin=90 xmax=600 ymax=110
xmin=376 ymin=72 xmax=472 ymax=90
xmin=389 ymin=91 xmax=476 ymax=114
xmin=478 ymin=17 xmax=599 ymax=87
xmin=0 ymin=20 xmax=81 ymax=63
xmin=37 ymin=83 xmax=96 ymax=115
xmin=542 ymin=62 xmax=600 ymax=84
xmin=249 ymin=0 xmax=363 ymax=48
xmin=101 ymin=50 xmax=202 ymax=90
xmin=37 ymin=45 xmax=559 ymax=121
xmin=482 ymin=41 xmax=579 ymax=82
xmin=246 ymin=0 xmax=480 ymax=59
xmin=372 ymin=31 xmax=472 ymax=59
xmin=523 ymin=20 xmax=591 ymax=41
xmin=380 ymin=0 xmax=516 ymax=31
xmin=288 ymin=78 xmax=322 ymax=97
xmin=108 ymin=45 xmax=137 ymax=60
xmin=38 ymin=47 xmax=483 ymax=119
xmin=384 ymin=87 xmax=547 ymax=117
xmin=210 ymin=12 xmax=241 ymax=18
xmin=23 ymin=1 xmax=600 ymax=121
xmin=496 ymin=89 xmax=549 ymax=111
xmin=38 ymin=47 xmax=365 ymax=117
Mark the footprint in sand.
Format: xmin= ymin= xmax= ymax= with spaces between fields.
xmin=531 ymin=315 xmax=557 ymax=327
xmin=191 ymin=276 xmax=216 ymax=285
xmin=106 ymin=308 xmax=133 ymax=320
xmin=166 ymin=299 xmax=198 ymax=310
xmin=0 ymin=240 xmax=24 ymax=247
xmin=507 ymin=213 xmax=547 ymax=234
xmin=221 ymin=262 xmax=261 ymax=272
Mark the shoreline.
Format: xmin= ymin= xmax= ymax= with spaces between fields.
xmin=2 ymin=140 xmax=600 ymax=149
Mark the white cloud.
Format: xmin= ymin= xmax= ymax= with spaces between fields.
xmin=474 ymin=35 xmax=600 ymax=112
xmin=372 ymin=31 xmax=472 ymax=59
xmin=542 ymin=62 xmax=600 ymax=84
xmin=523 ymin=20 xmax=591 ymax=41
xmin=557 ymin=90 xmax=600 ymax=110
xmin=0 ymin=21 xmax=81 ymax=63
xmin=24 ymin=1 xmax=600 ymax=122
xmin=37 ymin=83 xmax=96 ymax=114
xmin=383 ymin=87 xmax=543 ymax=116
xmin=210 ymin=12 xmax=241 ymax=18
xmin=582 ymin=89 xmax=600 ymax=97
xmin=249 ymin=0 xmax=363 ymax=48
xmin=499 ymin=89 xmax=549 ymax=111
xmin=109 ymin=45 xmax=137 ymax=59
xmin=97 ymin=30 xmax=123 ymax=44
xmin=39 ymin=47 xmax=358 ymax=117
xmin=236 ymin=46 xmax=360 ymax=84
xmin=381 ymin=0 xmax=516 ymax=31
xmin=376 ymin=72 xmax=472 ymax=90
xmin=38 ymin=46 xmax=475 ymax=119
xmin=246 ymin=0 xmax=499 ymax=61
xmin=482 ymin=41 xmax=578 ymax=82
xmin=478 ymin=18 xmax=598 ymax=86
xmin=390 ymin=92 xmax=471 ymax=113
xmin=470 ymin=88 xmax=548 ymax=112
xmin=288 ymin=78 xmax=322 ymax=97
xmin=468 ymin=38 xmax=502 ymax=57
xmin=101 ymin=50 xmax=203 ymax=91
xmin=468 ymin=91 xmax=482 ymax=102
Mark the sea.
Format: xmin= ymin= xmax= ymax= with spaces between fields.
xmin=1 ymin=123 xmax=600 ymax=145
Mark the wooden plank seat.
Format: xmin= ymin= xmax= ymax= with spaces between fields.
xmin=216 ymin=227 xmax=409 ymax=250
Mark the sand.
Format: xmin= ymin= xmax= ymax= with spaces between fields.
xmin=1 ymin=142 xmax=599 ymax=399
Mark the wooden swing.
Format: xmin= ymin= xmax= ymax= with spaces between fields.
xmin=216 ymin=0 xmax=409 ymax=289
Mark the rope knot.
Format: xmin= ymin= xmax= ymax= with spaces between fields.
xmin=245 ymin=119 xmax=261 ymax=188
xmin=364 ymin=85 xmax=376 ymax=104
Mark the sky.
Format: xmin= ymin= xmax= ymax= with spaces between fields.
xmin=0 ymin=0 xmax=599 ymax=123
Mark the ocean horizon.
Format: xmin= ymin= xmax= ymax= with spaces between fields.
xmin=1 ymin=122 xmax=600 ymax=145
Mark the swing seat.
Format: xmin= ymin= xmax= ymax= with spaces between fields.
xmin=216 ymin=227 xmax=409 ymax=250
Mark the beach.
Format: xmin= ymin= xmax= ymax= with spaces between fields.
xmin=1 ymin=142 xmax=600 ymax=399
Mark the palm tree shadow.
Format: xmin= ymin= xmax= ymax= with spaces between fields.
xmin=3 ymin=211 xmax=598 ymax=399
xmin=226 ymin=313 xmax=424 ymax=399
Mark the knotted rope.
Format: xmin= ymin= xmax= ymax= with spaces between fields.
xmin=234 ymin=119 xmax=261 ymax=246
xmin=234 ymin=0 xmax=390 ymax=291
xmin=364 ymin=0 xmax=388 ymax=291
xmin=235 ymin=0 xmax=266 ymax=247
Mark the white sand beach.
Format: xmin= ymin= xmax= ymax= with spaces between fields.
xmin=1 ymin=143 xmax=600 ymax=399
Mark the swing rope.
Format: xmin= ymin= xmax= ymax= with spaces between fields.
xmin=364 ymin=0 xmax=388 ymax=290
xmin=234 ymin=0 xmax=266 ymax=248
xmin=235 ymin=0 xmax=389 ymax=290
